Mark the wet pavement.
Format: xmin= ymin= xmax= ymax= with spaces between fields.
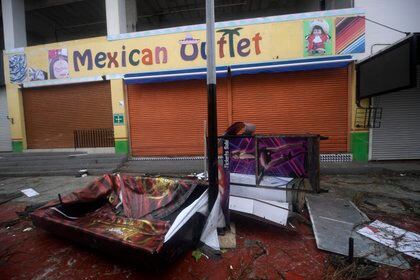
xmin=0 ymin=173 xmax=419 ymax=279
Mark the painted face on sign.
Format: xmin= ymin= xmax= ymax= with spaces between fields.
xmin=313 ymin=27 xmax=323 ymax=36
xmin=52 ymin=56 xmax=69 ymax=79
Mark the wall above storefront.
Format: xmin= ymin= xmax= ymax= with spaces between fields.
xmin=3 ymin=8 xmax=365 ymax=86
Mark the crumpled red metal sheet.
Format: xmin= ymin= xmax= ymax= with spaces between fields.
xmin=120 ymin=176 xmax=197 ymax=220
xmin=31 ymin=174 xmax=199 ymax=254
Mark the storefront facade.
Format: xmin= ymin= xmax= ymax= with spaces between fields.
xmin=3 ymin=8 xmax=366 ymax=158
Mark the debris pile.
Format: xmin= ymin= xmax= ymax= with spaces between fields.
xmin=30 ymin=174 xmax=227 ymax=268
xmin=24 ymin=122 xmax=419 ymax=276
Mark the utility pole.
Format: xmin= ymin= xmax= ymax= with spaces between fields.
xmin=206 ymin=0 xmax=218 ymax=212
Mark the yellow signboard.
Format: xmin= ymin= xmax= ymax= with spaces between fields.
xmin=4 ymin=9 xmax=365 ymax=84
xmin=3 ymin=8 xmax=366 ymax=152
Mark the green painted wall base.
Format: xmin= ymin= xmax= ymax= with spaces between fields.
xmin=12 ymin=141 xmax=23 ymax=153
xmin=351 ymin=132 xmax=369 ymax=162
xmin=115 ymin=139 xmax=129 ymax=154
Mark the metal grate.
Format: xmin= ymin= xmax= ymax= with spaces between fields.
xmin=320 ymin=153 xmax=353 ymax=162
xmin=355 ymin=107 xmax=382 ymax=129
xmin=131 ymin=154 xmax=353 ymax=162
xmin=74 ymin=128 xmax=115 ymax=148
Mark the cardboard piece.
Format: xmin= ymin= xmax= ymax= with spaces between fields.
xmin=21 ymin=188 xmax=39 ymax=197
xmin=229 ymin=196 xmax=290 ymax=226
xmin=358 ymin=220 xmax=420 ymax=260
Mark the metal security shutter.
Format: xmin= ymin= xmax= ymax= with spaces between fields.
xmin=127 ymin=79 xmax=229 ymax=156
xmin=23 ymin=82 xmax=113 ymax=149
xmin=0 ymin=87 xmax=12 ymax=151
xmin=371 ymin=68 xmax=420 ymax=160
xmin=231 ymin=68 xmax=349 ymax=152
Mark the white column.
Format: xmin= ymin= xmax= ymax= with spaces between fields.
xmin=125 ymin=0 xmax=137 ymax=33
xmin=1 ymin=0 xmax=27 ymax=49
xmin=105 ymin=0 xmax=127 ymax=36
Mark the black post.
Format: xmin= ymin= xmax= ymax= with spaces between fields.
xmin=206 ymin=0 xmax=218 ymax=212
xmin=207 ymin=84 xmax=218 ymax=212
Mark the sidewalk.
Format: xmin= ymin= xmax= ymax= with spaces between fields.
xmin=321 ymin=160 xmax=420 ymax=175
xmin=2 ymin=152 xmax=420 ymax=177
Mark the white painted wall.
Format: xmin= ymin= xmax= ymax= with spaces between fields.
xmin=105 ymin=0 xmax=127 ymax=36
xmin=125 ymin=0 xmax=137 ymax=33
xmin=355 ymin=0 xmax=420 ymax=60
xmin=1 ymin=0 xmax=27 ymax=49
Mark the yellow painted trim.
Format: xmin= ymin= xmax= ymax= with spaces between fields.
xmin=5 ymin=85 xmax=27 ymax=150
xmin=350 ymin=61 xmax=370 ymax=133
xmin=227 ymin=75 xmax=233 ymax=125
xmin=347 ymin=63 xmax=353 ymax=152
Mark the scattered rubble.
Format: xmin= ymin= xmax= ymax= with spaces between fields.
xmin=358 ymin=220 xmax=420 ymax=260
xmin=306 ymin=195 xmax=411 ymax=269
xmin=20 ymin=188 xmax=39 ymax=197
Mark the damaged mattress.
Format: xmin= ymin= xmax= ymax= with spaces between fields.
xmin=31 ymin=174 xmax=209 ymax=267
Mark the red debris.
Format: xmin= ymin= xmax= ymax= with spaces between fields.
xmin=1 ymin=203 xmax=419 ymax=279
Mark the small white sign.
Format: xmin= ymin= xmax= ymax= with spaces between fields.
xmin=21 ymin=188 xmax=39 ymax=197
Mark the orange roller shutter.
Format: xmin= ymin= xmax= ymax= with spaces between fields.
xmin=23 ymin=82 xmax=113 ymax=149
xmin=127 ymin=79 xmax=229 ymax=156
xmin=231 ymin=68 xmax=349 ymax=152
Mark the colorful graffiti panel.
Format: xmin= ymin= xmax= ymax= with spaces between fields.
xmin=335 ymin=16 xmax=366 ymax=54
xmin=229 ymin=137 xmax=256 ymax=175
xmin=228 ymin=136 xmax=309 ymax=178
xmin=8 ymin=53 xmax=27 ymax=84
xmin=258 ymin=137 xmax=308 ymax=178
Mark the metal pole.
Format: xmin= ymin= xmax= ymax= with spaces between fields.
xmin=206 ymin=0 xmax=218 ymax=212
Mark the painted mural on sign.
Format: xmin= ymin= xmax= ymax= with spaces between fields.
xmin=27 ymin=67 xmax=48 ymax=81
xmin=8 ymin=54 xmax=27 ymax=84
xmin=49 ymin=49 xmax=70 ymax=79
xmin=8 ymin=52 xmax=47 ymax=84
xmin=304 ymin=18 xmax=333 ymax=56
